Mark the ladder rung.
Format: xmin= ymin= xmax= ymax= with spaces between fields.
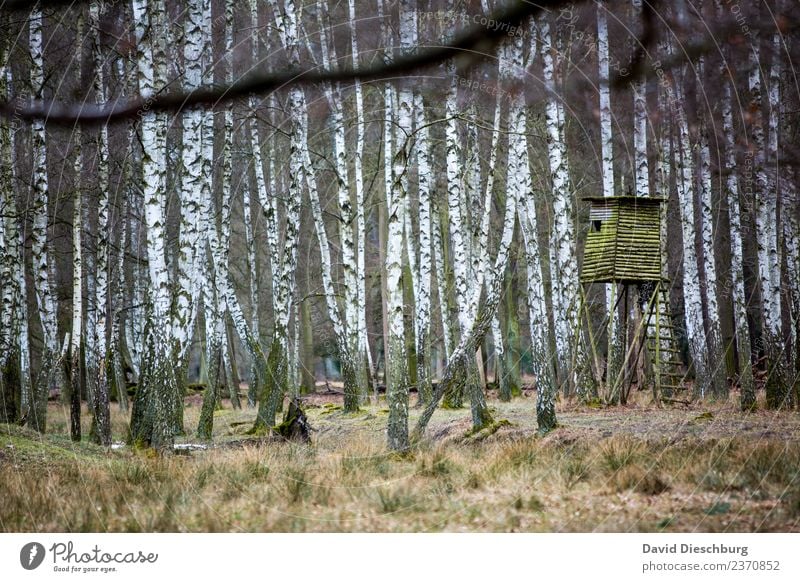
xmin=648 ymin=347 xmax=683 ymax=355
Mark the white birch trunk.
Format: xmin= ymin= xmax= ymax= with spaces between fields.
xmin=385 ymin=0 xmax=414 ymax=450
xmin=597 ymin=4 xmax=623 ymax=400
xmin=762 ymin=25 xmax=789 ymax=406
xmin=69 ymin=127 xmax=83 ymax=442
xmin=433 ymin=198 xmax=453 ymax=362
xmin=413 ymin=116 xmax=519 ymax=438
xmin=130 ymin=0 xmax=179 ymax=450
xmin=505 ymin=31 xmax=557 ymax=429
xmin=632 ymin=0 xmax=649 ymax=197
xmin=29 ymin=7 xmax=57 ymax=432
xmin=0 ymin=45 xmax=15 ymax=375
xmin=174 ymin=0 xmax=211 ymax=362
xmin=697 ymin=55 xmax=727 ymax=398
xmin=445 ymin=71 xmax=469 ymax=339
xmin=719 ymin=49 xmax=755 ymax=407
xmin=88 ymin=0 xmax=111 ymax=444
xmin=414 ymin=92 xmax=433 ymax=404
xmin=252 ymin=0 xmax=305 ymax=429
xmin=347 ymin=0 xmax=372 ymax=394
xmin=315 ymin=7 xmax=360 ymax=411
xmin=540 ymin=20 xmax=580 ymax=393
xmin=667 ymin=48 xmax=709 ymax=397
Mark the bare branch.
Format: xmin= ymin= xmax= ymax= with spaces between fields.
xmin=0 ymin=0 xmax=570 ymax=126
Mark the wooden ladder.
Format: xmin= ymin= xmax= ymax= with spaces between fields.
xmin=644 ymin=282 xmax=687 ymax=397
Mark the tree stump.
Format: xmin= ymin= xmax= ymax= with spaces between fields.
xmin=274 ymin=398 xmax=312 ymax=443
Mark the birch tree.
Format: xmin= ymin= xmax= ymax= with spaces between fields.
xmin=129 ymin=0 xmax=180 ymax=450
xmin=69 ymin=127 xmax=83 ymax=443
xmin=89 ymin=0 xmax=111 ymax=445
xmin=696 ymin=54 xmax=727 ymax=399
xmin=29 ymin=7 xmax=58 ymax=433
xmin=597 ymin=3 xmax=623 ymax=400
xmin=174 ymin=0 xmax=211 ymax=370
xmin=718 ymin=38 xmax=755 ymax=408
xmin=750 ymin=35 xmax=787 ymax=408
xmin=540 ymin=18 xmax=583 ymax=397
xmin=348 ymin=0 xmax=374 ymax=398
xmin=765 ymin=24 xmax=790 ymax=406
xmin=666 ymin=38 xmax=709 ymax=398
xmin=313 ymin=3 xmax=360 ymax=412
xmin=385 ymin=0 xmax=414 ymax=450
xmin=0 ymin=39 xmax=26 ymax=422
xmin=413 ymin=91 xmax=433 ymax=405
xmin=253 ymin=0 xmax=306 ymax=430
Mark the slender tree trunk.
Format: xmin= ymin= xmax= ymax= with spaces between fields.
xmin=69 ymin=128 xmax=83 ymax=443
xmin=87 ymin=0 xmax=111 ymax=445
xmin=129 ymin=0 xmax=179 ymax=451
xmin=696 ymin=56 xmax=727 ymax=399
xmin=413 ymin=92 xmax=433 ymax=405
xmin=0 ymin=40 xmax=24 ymax=423
xmin=750 ymin=38 xmax=788 ymax=408
xmin=253 ymin=0 xmax=305 ymax=430
xmin=348 ymin=0 xmax=372 ymax=402
xmin=413 ymin=122 xmax=518 ymax=439
xmin=442 ymin=59 xmax=470 ymax=410
xmin=29 ymin=7 xmax=59 ymax=433
xmin=384 ymin=0 xmax=414 ymax=450
xmin=659 ymin=34 xmax=709 ymax=398
xmin=720 ymin=71 xmax=755 ymax=408
xmin=597 ymin=4 xmax=623 ymax=402
xmin=314 ymin=10 xmax=360 ymax=412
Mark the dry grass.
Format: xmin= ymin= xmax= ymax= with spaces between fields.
xmin=1 ymin=391 xmax=800 ymax=532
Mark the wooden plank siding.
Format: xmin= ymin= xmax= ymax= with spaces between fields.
xmin=580 ymin=197 xmax=663 ymax=283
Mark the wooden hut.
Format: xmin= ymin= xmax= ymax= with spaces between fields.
xmin=580 ymin=196 xmax=663 ymax=284
xmin=576 ymin=196 xmax=685 ymax=402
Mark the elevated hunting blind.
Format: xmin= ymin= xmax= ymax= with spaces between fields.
xmin=575 ymin=196 xmax=686 ymax=403
xmin=580 ymin=196 xmax=663 ymax=284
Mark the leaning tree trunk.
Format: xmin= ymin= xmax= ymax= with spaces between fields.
xmin=412 ymin=115 xmax=518 ymax=440
xmin=442 ymin=60 xmax=471 ymax=410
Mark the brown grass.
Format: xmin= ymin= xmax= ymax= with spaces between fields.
xmin=1 ymin=391 xmax=799 ymax=532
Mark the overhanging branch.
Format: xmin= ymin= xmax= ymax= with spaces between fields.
xmin=0 ymin=0 xmax=571 ymax=126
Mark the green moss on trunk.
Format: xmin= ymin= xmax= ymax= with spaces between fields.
xmin=253 ymin=333 xmax=289 ymax=432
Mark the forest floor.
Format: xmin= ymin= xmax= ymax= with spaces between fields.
xmin=1 ymin=387 xmax=800 ymax=532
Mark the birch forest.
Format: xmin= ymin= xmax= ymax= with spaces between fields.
xmin=2 ymin=0 xmax=800 ymax=533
